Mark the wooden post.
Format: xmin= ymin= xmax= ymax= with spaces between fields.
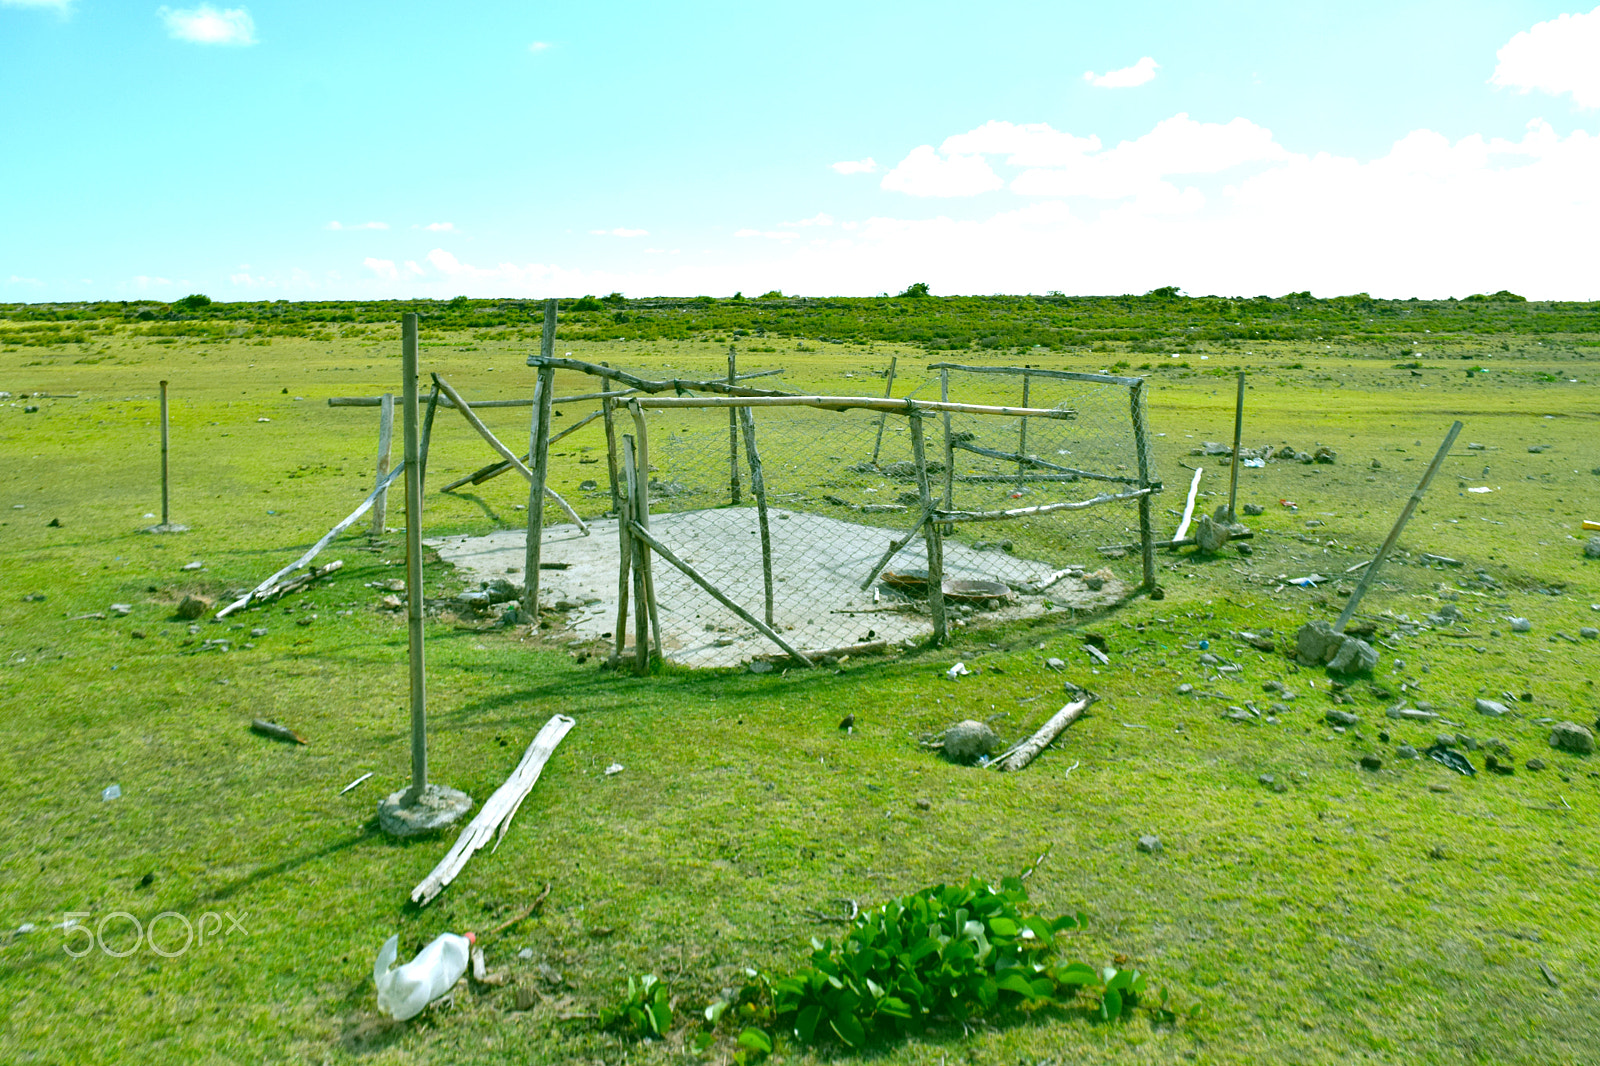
xmin=1225 ymin=371 xmax=1244 ymax=522
xmin=401 ymin=313 xmax=429 ymax=805
xmin=627 ymin=401 xmax=663 ymax=662
xmin=524 ymin=299 xmax=558 ymax=618
xmin=609 ymin=435 xmax=633 ymax=668
xmin=1129 ymin=381 xmax=1158 ymax=593
xmin=869 ymin=356 xmax=898 ymax=463
xmin=600 ymin=362 xmax=622 ymax=515
xmin=910 ymin=412 xmax=946 ymax=643
xmin=1335 ymin=420 xmax=1463 ymax=632
xmin=623 ymin=436 xmax=651 ymax=673
xmin=738 ymin=406 xmax=775 ymax=627
xmin=939 ymin=368 xmax=955 ymax=535
xmin=727 ymin=348 xmax=742 ymax=504
xmin=159 ymin=380 xmax=170 ymax=527
xmin=1017 ymin=371 xmax=1030 ymax=483
xmin=371 ymin=393 xmax=394 ymax=535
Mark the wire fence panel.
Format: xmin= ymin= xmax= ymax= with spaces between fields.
xmin=515 ymin=356 xmax=1159 ymax=668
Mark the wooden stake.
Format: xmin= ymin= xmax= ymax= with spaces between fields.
xmin=525 ymin=360 xmax=558 ymax=616
xmin=1225 ymin=371 xmax=1245 ymax=522
xmin=627 ymin=520 xmax=812 ymax=666
xmin=994 ymin=694 xmax=1094 ymax=772
xmin=934 ymin=487 xmax=1152 ymax=522
xmin=858 ymin=505 xmax=933 ymax=591
xmin=939 ymin=369 xmax=954 ymax=532
xmin=1129 ymin=380 xmax=1158 ymax=593
xmin=627 ymin=402 xmax=663 ymax=662
xmin=910 ymin=413 xmax=946 ymax=643
xmin=609 ymin=435 xmax=633 ymax=668
xmin=623 ymin=437 xmax=651 ymax=674
xmin=371 ymin=392 xmax=394 ymax=535
xmin=159 ymin=379 xmax=170 ymax=527
xmin=1017 ymin=371 xmax=1030 ymax=482
xmin=869 ymin=356 xmax=898 ymax=463
xmin=727 ymin=347 xmax=742 ymax=504
xmin=738 ymin=406 xmax=775 ymax=627
xmin=402 ymin=313 xmax=428 ymax=805
xmin=1335 ymin=420 xmax=1463 ymax=632
xmin=418 ymin=387 xmax=439 ymax=487
xmin=600 ymin=361 xmax=622 ymax=515
xmin=1173 ymin=467 xmax=1203 ymax=541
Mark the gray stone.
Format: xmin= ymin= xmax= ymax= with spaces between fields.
xmin=748 ymin=661 xmax=774 ymax=674
xmin=1360 ymin=753 xmax=1382 ymax=770
xmin=1242 ymin=503 xmax=1265 ymax=516
xmin=1435 ymin=734 xmax=1457 ymax=748
xmin=1313 ymin=447 xmax=1337 ymax=464
xmin=1475 ymin=698 xmax=1510 ymax=717
xmin=1396 ymin=744 xmax=1418 ymax=759
xmin=1296 ymin=620 xmax=1343 ymax=666
xmin=1045 ymin=657 xmax=1066 ymax=671
xmin=1258 ymin=774 xmax=1275 ymax=786
xmin=1526 ymin=757 xmax=1546 ymax=771
xmin=1327 ymin=636 xmax=1378 ymax=674
xmin=1177 ymin=683 xmax=1193 ymax=695
xmin=1585 ymin=536 xmax=1600 ymax=559
xmin=1550 ymin=722 xmax=1595 ymax=754
xmin=1325 ymin=709 xmax=1360 ymax=727
xmin=175 ymin=594 xmax=212 ymax=620
xmin=1137 ymin=834 xmax=1163 ymax=854
xmin=1509 ymin=617 xmax=1532 ymax=633
xmin=940 ymin=720 xmax=999 ymax=764
xmin=1194 ymin=513 xmax=1231 ymax=554
xmin=378 ymin=784 xmax=474 ymax=837
xmin=250 ymin=627 xmax=267 ymax=638
xmin=1580 ymin=627 xmax=1599 ymax=639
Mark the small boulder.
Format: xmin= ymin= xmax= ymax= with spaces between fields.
xmin=1359 ymin=753 xmax=1382 ymax=771
xmin=1313 ymin=447 xmax=1337 ymax=464
xmin=1242 ymin=503 xmax=1265 ymax=516
xmin=1327 ymin=636 xmax=1378 ymax=675
xmin=174 ymin=594 xmax=213 ymax=620
xmin=940 ymin=720 xmax=999 ymax=764
xmin=1586 ymin=537 xmax=1600 ymax=560
xmin=1325 ymin=709 xmax=1360 ymax=727
xmin=1526 ymin=757 xmax=1546 ymax=771
xmin=1137 ymin=834 xmax=1163 ymax=854
xmin=1194 ymin=513 xmax=1231 ymax=553
xmin=1475 ymin=698 xmax=1510 ymax=717
xmin=1549 ymin=721 xmax=1595 ymax=755
xmin=1295 ymin=620 xmax=1343 ymax=666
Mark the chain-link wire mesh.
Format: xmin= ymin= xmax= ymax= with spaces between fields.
xmin=525 ymin=356 xmax=1159 ymax=667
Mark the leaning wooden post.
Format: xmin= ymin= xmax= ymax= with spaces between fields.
xmin=600 ymin=362 xmax=622 ymax=514
xmin=418 ymin=387 xmax=439 ymax=487
xmin=1017 ymin=371 xmax=1031 ymax=483
xmin=869 ymin=355 xmax=898 ymax=463
xmin=1224 ymin=370 xmax=1245 ymax=522
xmin=1129 ymin=380 xmax=1158 ymax=593
xmin=627 ymin=401 xmax=663 ymax=661
xmin=738 ymin=405 xmax=775 ymax=627
xmin=727 ymin=347 xmax=742 ymax=504
xmin=159 ymin=379 xmax=170 ymax=527
xmin=371 ymin=392 xmax=394 ymax=535
xmin=1335 ymin=420 xmax=1462 ymax=632
xmin=609 ymin=427 xmax=634 ymax=667
xmin=523 ymin=299 xmax=558 ymax=618
xmin=910 ymin=411 xmax=946 ymax=643
xmin=622 ymin=436 xmax=651 ymax=674
xmin=939 ymin=368 xmax=955 ymax=535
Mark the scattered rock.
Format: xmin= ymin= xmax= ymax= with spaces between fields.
xmin=1476 ymin=698 xmax=1510 ymax=717
xmin=1359 ymin=753 xmax=1382 ymax=771
xmin=939 ymin=720 xmax=999 ymax=764
xmin=1526 ymin=757 xmax=1546 ymax=771
xmin=1257 ymin=774 xmax=1275 ymax=786
xmin=1045 ymin=657 xmax=1065 ymax=671
xmin=1549 ymin=722 xmax=1595 ymax=755
xmin=182 ymin=560 xmax=204 ymax=571
xmin=1137 ymin=835 xmax=1162 ymax=854
xmin=1242 ymin=503 xmax=1265 ymax=516
xmin=1083 ymin=567 xmax=1115 ymax=591
xmin=1580 ymin=627 xmax=1599 ymax=639
xmin=1585 ymin=537 xmax=1600 ymax=560
xmin=174 ymin=594 xmax=212 ymax=620
xmin=1327 ymin=635 xmax=1378 ymax=674
xmin=1428 ymin=783 xmax=1451 ymax=793
xmin=1325 ymin=709 xmax=1360 ymax=727
xmin=46 ymin=518 xmax=61 ymax=527
xmin=1509 ymin=617 xmax=1532 ymax=633
xmin=1194 ymin=513 xmax=1231 ymax=554
xmin=915 ymin=798 xmax=931 ymax=810
xmin=1396 ymin=744 xmax=1418 ymax=759
xmin=1177 ymin=683 xmax=1193 ymax=695
xmin=748 ymin=661 xmax=774 ymax=675
xmin=1263 ymin=680 xmax=1285 ymax=693
xmin=1313 ymin=447 xmax=1337 ymax=464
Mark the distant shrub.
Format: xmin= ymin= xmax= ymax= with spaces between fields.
xmin=758 ymin=290 xmax=785 ymax=299
xmin=174 ymin=294 xmax=211 ymax=311
xmin=569 ymin=295 xmax=604 ymax=312
xmin=897 ymin=282 xmax=930 ymax=298
xmin=1145 ymin=286 xmax=1183 ymax=299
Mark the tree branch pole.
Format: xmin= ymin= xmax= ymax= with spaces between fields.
xmin=727 ymin=347 xmax=742 ymax=504
xmin=1335 ymin=420 xmax=1463 ymax=632
xmin=371 ymin=393 xmax=394 ymax=535
xmin=1225 ymin=371 xmax=1245 ymax=522
xmin=738 ymin=406 xmax=775 ymax=627
xmin=622 ymin=437 xmax=650 ymax=674
xmin=1129 ymin=380 xmax=1159 ymax=593
xmin=870 ymin=356 xmax=897 ymax=463
xmin=909 ymin=412 xmax=946 ymax=643
xmin=418 ymin=387 xmax=439 ymax=487
xmin=627 ymin=401 xmax=663 ymax=663
xmin=524 ymin=299 xmax=559 ymax=617
xmin=1017 ymin=371 xmax=1030 ymax=483
xmin=401 ymin=314 xmax=429 ymax=806
xmin=939 ymin=368 xmax=955 ymax=534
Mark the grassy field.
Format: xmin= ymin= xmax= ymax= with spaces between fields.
xmin=2 ymin=305 xmax=1598 ymax=1065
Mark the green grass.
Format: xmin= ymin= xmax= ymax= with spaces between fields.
xmin=1 ymin=314 xmax=1598 ymax=1064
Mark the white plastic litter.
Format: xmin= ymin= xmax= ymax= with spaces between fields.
xmin=946 ymin=662 xmax=970 ymax=680
xmin=1467 ymin=486 xmax=1493 ymax=494
xmin=101 ymin=784 xmax=121 ymax=801
xmin=1242 ymin=458 xmax=1266 ymax=468
xmin=374 ymin=931 xmax=474 ymax=1020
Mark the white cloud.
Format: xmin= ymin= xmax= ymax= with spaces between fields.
xmin=940 ymin=121 xmax=1102 ymax=166
xmin=589 ymin=227 xmax=648 ymax=237
xmin=363 ymin=258 xmax=398 ymax=281
xmin=1083 ymin=56 xmax=1159 ymax=89
xmin=528 ymin=41 xmax=550 ymax=53
xmin=780 ymin=213 xmax=835 ymax=227
xmin=735 ymin=229 xmax=799 ymax=240
xmin=159 ymin=5 xmax=256 ymax=46
xmin=830 ymin=158 xmax=878 ymax=175
xmin=1012 ymin=113 xmax=1288 ymax=198
xmin=424 ymin=222 xmax=455 ymax=232
xmin=326 ymin=220 xmax=388 ymax=231
xmin=6 ymin=274 xmax=43 ymax=284
xmin=1491 ymin=6 xmax=1600 ymax=108
xmin=880 ymin=145 xmax=1005 ymax=197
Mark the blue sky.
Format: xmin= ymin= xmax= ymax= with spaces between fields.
xmin=3 ymin=1 xmax=1597 ymax=301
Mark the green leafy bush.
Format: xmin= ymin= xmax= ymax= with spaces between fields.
xmin=598 ymin=973 xmax=672 ymax=1038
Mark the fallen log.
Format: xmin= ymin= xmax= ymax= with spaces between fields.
xmin=993 ymin=694 xmax=1094 ymax=772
